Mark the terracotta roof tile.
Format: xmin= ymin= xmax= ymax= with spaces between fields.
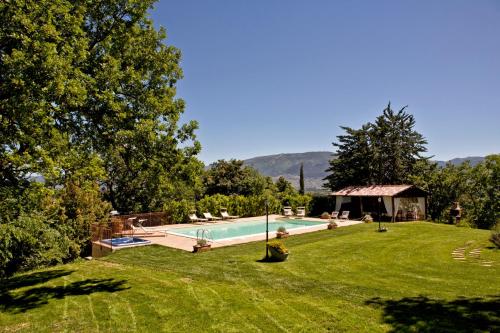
xmin=332 ymin=185 xmax=414 ymax=197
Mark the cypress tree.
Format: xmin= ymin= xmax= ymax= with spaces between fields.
xmin=299 ymin=163 xmax=305 ymax=194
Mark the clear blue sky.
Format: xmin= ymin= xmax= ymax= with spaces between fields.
xmin=150 ymin=0 xmax=500 ymax=164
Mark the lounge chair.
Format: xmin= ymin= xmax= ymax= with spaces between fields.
xmin=339 ymin=211 xmax=350 ymax=220
xmin=296 ymin=207 xmax=306 ymax=218
xmin=203 ymin=212 xmax=222 ymax=221
xmin=283 ymin=206 xmax=293 ymax=217
xmin=331 ymin=211 xmax=339 ymax=219
xmin=127 ymin=218 xmax=168 ymax=237
xmin=188 ymin=213 xmax=208 ymax=223
xmin=220 ymin=208 xmax=239 ymax=220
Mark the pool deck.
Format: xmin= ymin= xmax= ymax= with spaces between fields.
xmin=136 ymin=215 xmax=362 ymax=252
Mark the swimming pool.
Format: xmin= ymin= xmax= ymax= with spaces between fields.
xmin=101 ymin=237 xmax=151 ymax=247
xmin=169 ymin=219 xmax=327 ymax=241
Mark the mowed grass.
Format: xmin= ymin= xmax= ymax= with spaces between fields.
xmin=1 ymin=222 xmax=499 ymax=332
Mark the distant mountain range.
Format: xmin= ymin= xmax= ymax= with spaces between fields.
xmin=244 ymin=152 xmax=333 ymax=192
xmin=243 ymin=152 xmax=487 ymax=191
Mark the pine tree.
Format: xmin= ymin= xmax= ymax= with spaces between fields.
xmin=324 ymin=103 xmax=428 ymax=190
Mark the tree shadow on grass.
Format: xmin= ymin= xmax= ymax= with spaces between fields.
xmin=365 ymin=295 xmax=500 ymax=332
xmin=0 ymin=270 xmax=129 ymax=314
xmin=0 ymin=269 xmax=73 ymax=292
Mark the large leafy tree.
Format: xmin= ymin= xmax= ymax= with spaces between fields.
xmin=0 ymin=0 xmax=202 ymax=213
xmin=203 ymin=160 xmax=274 ymax=196
xmin=0 ymin=0 xmax=202 ymax=274
xmin=410 ymin=155 xmax=499 ymax=229
xmin=324 ymin=103 xmax=428 ymax=190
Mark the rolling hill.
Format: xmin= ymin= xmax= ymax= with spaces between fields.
xmin=243 ymin=152 xmax=486 ymax=191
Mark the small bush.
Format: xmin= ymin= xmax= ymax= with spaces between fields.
xmin=277 ymin=226 xmax=287 ymax=233
xmin=0 ymin=213 xmax=73 ymax=278
xmin=362 ymin=214 xmax=373 ymax=223
xmin=267 ymin=240 xmax=288 ymax=254
xmin=321 ymin=212 xmax=331 ymax=219
xmin=164 ymin=199 xmax=194 ymax=224
xmin=490 ymin=230 xmax=500 ymax=249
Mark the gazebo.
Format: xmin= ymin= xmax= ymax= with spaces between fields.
xmin=331 ymin=185 xmax=428 ymax=221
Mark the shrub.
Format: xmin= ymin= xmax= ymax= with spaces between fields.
xmin=267 ymin=240 xmax=288 ymax=254
xmin=164 ymin=199 xmax=195 ymax=223
xmin=309 ymin=195 xmax=335 ymax=217
xmin=362 ymin=214 xmax=373 ymax=223
xmin=280 ymin=193 xmax=312 ymax=214
xmin=0 ymin=213 xmax=72 ymax=278
xmin=490 ymin=229 xmax=500 ymax=249
xmin=321 ymin=212 xmax=331 ymax=219
xmin=277 ymin=226 xmax=287 ymax=233
xmin=58 ymin=180 xmax=112 ymax=257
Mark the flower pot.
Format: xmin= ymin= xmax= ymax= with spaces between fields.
xmin=269 ymin=246 xmax=289 ymax=261
xmin=276 ymin=231 xmax=289 ymax=239
xmin=327 ymin=223 xmax=337 ymax=230
xmin=193 ymin=244 xmax=211 ymax=253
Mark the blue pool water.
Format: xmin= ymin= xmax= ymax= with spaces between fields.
xmin=101 ymin=237 xmax=151 ymax=247
xmin=170 ymin=219 xmax=327 ymax=241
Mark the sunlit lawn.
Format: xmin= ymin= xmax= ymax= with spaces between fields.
xmin=1 ymin=222 xmax=499 ymax=332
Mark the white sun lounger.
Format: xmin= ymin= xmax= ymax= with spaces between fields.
xmin=203 ymin=212 xmax=222 ymax=221
xmin=220 ymin=211 xmax=239 ymax=220
xmin=127 ymin=218 xmax=168 ymax=237
xmin=189 ymin=213 xmax=208 ymax=223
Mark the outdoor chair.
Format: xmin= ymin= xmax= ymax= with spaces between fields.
xmin=339 ymin=211 xmax=350 ymax=220
xmin=129 ymin=218 xmax=168 ymax=237
xmin=296 ymin=207 xmax=306 ymax=218
xmin=283 ymin=206 xmax=293 ymax=217
xmin=203 ymin=212 xmax=222 ymax=221
xmin=331 ymin=211 xmax=339 ymax=219
xmin=220 ymin=208 xmax=239 ymax=220
xmin=189 ymin=213 xmax=208 ymax=223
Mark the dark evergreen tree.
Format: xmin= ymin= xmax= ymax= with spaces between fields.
xmin=324 ymin=124 xmax=374 ymax=190
xmin=324 ymin=103 xmax=428 ymax=190
xmin=371 ymin=103 xmax=428 ymax=184
xmin=299 ymin=163 xmax=305 ymax=194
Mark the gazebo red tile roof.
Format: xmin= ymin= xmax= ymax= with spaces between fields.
xmin=332 ymin=185 xmax=414 ymax=197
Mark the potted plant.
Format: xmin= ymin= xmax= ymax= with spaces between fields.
xmin=276 ymin=226 xmax=289 ymax=239
xmin=327 ymin=220 xmax=338 ymax=229
xmin=267 ymin=240 xmax=289 ymax=261
xmin=193 ymin=238 xmax=211 ymax=253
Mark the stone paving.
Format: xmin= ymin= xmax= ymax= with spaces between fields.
xmin=451 ymin=244 xmax=495 ymax=267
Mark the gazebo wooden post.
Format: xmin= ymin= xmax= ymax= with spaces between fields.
xmin=424 ymin=196 xmax=427 ymax=220
xmin=359 ymin=196 xmax=363 ymax=217
xmin=391 ymin=196 xmax=395 ymax=223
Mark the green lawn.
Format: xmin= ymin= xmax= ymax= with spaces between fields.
xmin=1 ymin=222 xmax=499 ymax=332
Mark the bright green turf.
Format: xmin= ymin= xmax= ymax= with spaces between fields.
xmin=1 ymin=222 xmax=499 ymax=332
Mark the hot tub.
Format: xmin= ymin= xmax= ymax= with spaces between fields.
xmin=101 ymin=237 xmax=151 ymax=247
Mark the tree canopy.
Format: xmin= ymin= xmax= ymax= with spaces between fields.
xmin=0 ymin=0 xmax=202 ymax=275
xmin=203 ymin=159 xmax=275 ymax=196
xmin=0 ymin=0 xmax=202 ymax=214
xmin=324 ymin=103 xmax=428 ymax=190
